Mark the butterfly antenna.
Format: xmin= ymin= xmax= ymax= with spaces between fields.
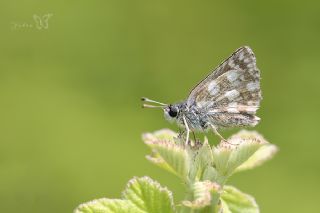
xmin=141 ymin=97 xmax=167 ymax=106
xmin=142 ymin=104 xmax=166 ymax=108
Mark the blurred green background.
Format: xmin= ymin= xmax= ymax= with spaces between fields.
xmin=1 ymin=0 xmax=319 ymax=212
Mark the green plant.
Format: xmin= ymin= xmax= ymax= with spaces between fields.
xmin=75 ymin=129 xmax=277 ymax=213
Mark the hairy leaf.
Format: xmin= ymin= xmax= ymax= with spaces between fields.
xmin=221 ymin=185 xmax=259 ymax=213
xmin=75 ymin=176 xmax=175 ymax=213
xmin=235 ymin=143 xmax=278 ymax=172
xmin=123 ymin=176 xmax=175 ymax=213
xmin=74 ymin=199 xmax=142 ymax=213
xmin=182 ymin=181 xmax=220 ymax=209
xmin=143 ymin=130 xmax=189 ymax=180
xmin=212 ymin=130 xmax=266 ymax=177
xmin=188 ymin=138 xmax=214 ymax=182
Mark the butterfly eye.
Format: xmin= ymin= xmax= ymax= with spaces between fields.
xmin=168 ymin=106 xmax=178 ymax=118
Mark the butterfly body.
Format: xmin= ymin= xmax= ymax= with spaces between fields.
xmin=164 ymin=102 xmax=207 ymax=131
xmin=143 ymin=46 xmax=262 ymax=142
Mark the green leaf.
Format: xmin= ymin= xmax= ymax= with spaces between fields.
xmin=145 ymin=152 xmax=179 ymax=176
xmin=212 ymin=130 xmax=266 ymax=177
xmin=182 ymin=181 xmax=221 ymax=209
xmin=143 ymin=130 xmax=190 ymax=180
xmin=220 ymin=199 xmax=232 ymax=213
xmin=74 ymin=176 xmax=176 ymax=213
xmin=188 ymin=138 xmax=214 ymax=182
xmin=212 ymin=143 xmax=233 ymax=178
xmin=235 ymin=143 xmax=278 ymax=172
xmin=202 ymin=166 xmax=219 ymax=182
xmin=123 ymin=176 xmax=175 ymax=213
xmin=142 ymin=129 xmax=178 ymax=143
xmin=221 ymin=185 xmax=259 ymax=213
xmin=74 ymin=199 xmax=142 ymax=213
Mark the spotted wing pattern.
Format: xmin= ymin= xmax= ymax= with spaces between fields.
xmin=186 ymin=46 xmax=262 ymax=128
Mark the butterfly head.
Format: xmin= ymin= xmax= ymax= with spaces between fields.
xmin=141 ymin=97 xmax=180 ymax=122
xmin=163 ymin=104 xmax=180 ymax=122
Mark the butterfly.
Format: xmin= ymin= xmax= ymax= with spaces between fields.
xmin=142 ymin=46 xmax=262 ymax=144
xmin=33 ymin=14 xmax=53 ymax=30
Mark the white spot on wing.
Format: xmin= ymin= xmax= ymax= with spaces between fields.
xmin=244 ymin=58 xmax=251 ymax=64
xmin=208 ymin=109 xmax=221 ymax=113
xmin=232 ymin=80 xmax=241 ymax=87
xmin=248 ymin=68 xmax=255 ymax=74
xmin=228 ymin=59 xmax=236 ymax=68
xmin=246 ymin=82 xmax=260 ymax=91
xmin=247 ymin=101 xmax=254 ymax=105
xmin=247 ymin=63 xmax=255 ymax=68
xmin=227 ymin=108 xmax=239 ymax=113
xmin=226 ymin=70 xmax=239 ymax=82
xmin=207 ymin=80 xmax=220 ymax=96
xmin=225 ymin=89 xmax=240 ymax=101
xmin=228 ymin=102 xmax=238 ymax=108
xmin=239 ymin=52 xmax=245 ymax=61
xmin=245 ymin=106 xmax=259 ymax=114
xmin=227 ymin=102 xmax=239 ymax=113
xmin=197 ymin=101 xmax=213 ymax=108
xmin=196 ymin=101 xmax=205 ymax=108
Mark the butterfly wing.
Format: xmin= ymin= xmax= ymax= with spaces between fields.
xmin=33 ymin=15 xmax=42 ymax=29
xmin=42 ymin=14 xmax=52 ymax=29
xmin=186 ymin=46 xmax=262 ymax=127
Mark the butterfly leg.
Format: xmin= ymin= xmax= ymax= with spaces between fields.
xmin=178 ymin=131 xmax=185 ymax=139
xmin=182 ymin=116 xmax=190 ymax=145
xmin=209 ymin=124 xmax=226 ymax=141
xmin=192 ymin=131 xmax=197 ymax=142
xmin=178 ymin=127 xmax=185 ymax=139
